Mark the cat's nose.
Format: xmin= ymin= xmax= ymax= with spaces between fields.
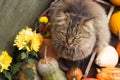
xmin=66 ymin=39 xmax=73 ymax=46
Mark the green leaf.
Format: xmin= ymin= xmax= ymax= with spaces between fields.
xmin=3 ymin=70 xmax=12 ymax=80
xmin=28 ymin=51 xmax=38 ymax=59
xmin=28 ymin=58 xmax=38 ymax=65
xmin=24 ymin=68 xmax=35 ymax=80
xmin=11 ymin=62 xmax=24 ymax=75
xmin=21 ymin=52 xmax=27 ymax=59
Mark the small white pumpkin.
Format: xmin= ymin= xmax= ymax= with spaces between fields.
xmin=95 ymin=45 xmax=119 ymax=67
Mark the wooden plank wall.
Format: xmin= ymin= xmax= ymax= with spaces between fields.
xmin=0 ymin=0 xmax=52 ymax=56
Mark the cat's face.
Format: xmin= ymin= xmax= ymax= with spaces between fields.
xmin=51 ymin=11 xmax=96 ymax=61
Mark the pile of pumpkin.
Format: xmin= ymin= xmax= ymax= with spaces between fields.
xmin=109 ymin=0 xmax=120 ymax=58
xmin=37 ymin=2 xmax=120 ymax=79
xmin=38 ymin=0 xmax=120 ymax=80
xmin=36 ymin=40 xmax=120 ymax=80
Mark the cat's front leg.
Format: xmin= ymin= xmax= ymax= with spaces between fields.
xmin=94 ymin=17 xmax=111 ymax=53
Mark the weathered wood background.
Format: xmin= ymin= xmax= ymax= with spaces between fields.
xmin=0 ymin=0 xmax=52 ymax=56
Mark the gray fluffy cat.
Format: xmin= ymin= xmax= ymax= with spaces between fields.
xmin=50 ymin=0 xmax=111 ymax=61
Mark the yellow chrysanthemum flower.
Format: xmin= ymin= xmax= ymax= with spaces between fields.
xmin=0 ymin=51 xmax=12 ymax=72
xmin=14 ymin=27 xmax=43 ymax=52
xmin=14 ymin=27 xmax=33 ymax=51
xmin=39 ymin=16 xmax=48 ymax=23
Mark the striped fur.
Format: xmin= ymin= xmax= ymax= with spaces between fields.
xmin=50 ymin=0 xmax=110 ymax=61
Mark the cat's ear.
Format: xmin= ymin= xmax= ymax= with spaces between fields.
xmin=84 ymin=17 xmax=94 ymax=24
xmin=83 ymin=17 xmax=95 ymax=28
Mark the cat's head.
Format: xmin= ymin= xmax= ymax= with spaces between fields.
xmin=50 ymin=11 xmax=96 ymax=61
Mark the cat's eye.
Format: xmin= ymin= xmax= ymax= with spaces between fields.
xmin=75 ymin=33 xmax=89 ymax=39
xmin=61 ymin=32 xmax=66 ymax=35
xmin=56 ymin=19 xmax=66 ymax=26
xmin=60 ymin=32 xmax=66 ymax=36
xmin=75 ymin=34 xmax=81 ymax=39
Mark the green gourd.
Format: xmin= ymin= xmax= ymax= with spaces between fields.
xmin=37 ymin=47 xmax=67 ymax=80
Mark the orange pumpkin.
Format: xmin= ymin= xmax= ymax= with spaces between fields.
xmin=82 ymin=78 xmax=98 ymax=80
xmin=37 ymin=33 xmax=44 ymax=45
xmin=38 ymin=38 xmax=59 ymax=59
xmin=116 ymin=42 xmax=120 ymax=57
xmin=110 ymin=0 xmax=120 ymax=6
xmin=66 ymin=67 xmax=83 ymax=80
xmin=109 ymin=11 xmax=120 ymax=36
xmin=96 ymin=67 xmax=120 ymax=80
